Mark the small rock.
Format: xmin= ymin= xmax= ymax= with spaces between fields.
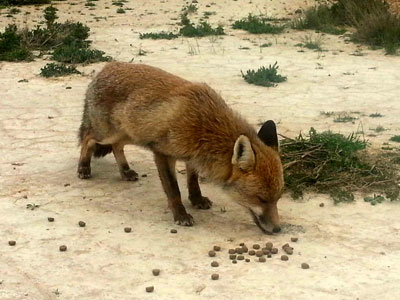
xmin=265 ymin=242 xmax=273 ymax=249
xmin=301 ymin=263 xmax=310 ymax=269
xmin=211 ymin=273 xmax=219 ymax=280
xmin=228 ymin=249 xmax=236 ymax=254
xmin=235 ymin=247 xmax=243 ymax=254
xmin=211 ymin=261 xmax=219 ymax=267
xmin=78 ymin=221 xmax=86 ymax=227
xmin=229 ymin=254 xmax=237 ymax=260
xmin=241 ymin=246 xmax=248 ymax=253
xmin=152 ymin=269 xmax=160 ymax=276
xmin=208 ymin=250 xmax=216 ymax=257
xmin=59 ymin=245 xmax=67 ymax=252
xmin=259 ymin=257 xmax=266 ymax=262
xmin=124 ymin=227 xmax=132 ymax=233
xmin=255 ymin=251 xmax=263 ymax=257
xmin=291 ymin=237 xmax=298 ymax=242
xmin=245 ymin=258 xmax=250 ymax=262
xmin=282 ymin=243 xmax=290 ymax=249
xmin=253 ymin=244 xmax=260 ymax=249
xmin=281 ymin=255 xmax=289 ymax=261
xmin=319 ymin=203 xmax=324 ymax=207
xmin=232 ymin=260 xmax=237 ymax=264
xmin=271 ymin=248 xmax=278 ymax=254
xmin=146 ymin=286 xmax=154 ymax=293
xmin=170 ymin=229 xmax=177 ymax=234
xmin=262 ymin=248 xmax=270 ymax=255
xmin=48 ymin=217 xmax=55 ymax=222
xmin=8 ymin=240 xmax=16 ymax=246
xmin=239 ymin=242 xmax=245 ymax=246
xmin=213 ymin=245 xmax=221 ymax=251
xmin=248 ymin=250 xmax=256 ymax=256
xmin=237 ymin=255 xmax=244 ymax=260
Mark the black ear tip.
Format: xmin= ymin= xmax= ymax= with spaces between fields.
xmin=258 ymin=120 xmax=278 ymax=149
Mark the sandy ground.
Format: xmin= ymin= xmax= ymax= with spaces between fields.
xmin=1 ymin=0 xmax=400 ymax=299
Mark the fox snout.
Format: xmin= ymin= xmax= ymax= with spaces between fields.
xmin=249 ymin=204 xmax=281 ymax=234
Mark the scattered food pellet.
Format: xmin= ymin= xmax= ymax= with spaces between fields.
xmin=301 ymin=263 xmax=310 ymax=269
xmin=259 ymin=257 xmax=266 ymax=262
xmin=211 ymin=274 xmax=219 ymax=280
xmin=229 ymin=254 xmax=236 ymax=260
xmin=239 ymin=242 xmax=245 ymax=246
xmin=282 ymin=243 xmax=290 ymax=249
xmin=319 ymin=203 xmax=325 ymax=207
xmin=8 ymin=240 xmax=16 ymax=246
xmin=213 ymin=246 xmax=221 ymax=251
xmin=235 ymin=247 xmax=243 ymax=254
xmin=232 ymin=260 xmax=237 ymax=264
xmin=78 ymin=221 xmax=86 ymax=227
xmin=281 ymin=255 xmax=289 ymax=261
xmin=211 ymin=261 xmax=219 ymax=267
xmin=152 ymin=269 xmax=160 ymax=276
xmin=146 ymin=286 xmax=154 ymax=293
xmin=291 ymin=237 xmax=298 ymax=242
xmin=271 ymin=248 xmax=278 ymax=254
xmin=124 ymin=227 xmax=132 ymax=233
xmin=248 ymin=250 xmax=256 ymax=256
xmin=59 ymin=245 xmax=67 ymax=252
xmin=141 ymin=174 xmax=147 ymax=177
xmin=262 ymin=248 xmax=270 ymax=255
xmin=237 ymin=255 xmax=244 ymax=260
xmin=284 ymin=248 xmax=293 ymax=255
xmin=228 ymin=249 xmax=236 ymax=254
xmin=241 ymin=246 xmax=248 ymax=253
xmin=253 ymin=244 xmax=260 ymax=250
xmin=267 ymin=254 xmax=272 ymax=258
xmin=170 ymin=229 xmax=177 ymax=234
xmin=48 ymin=217 xmax=55 ymax=222
xmin=245 ymin=258 xmax=250 ymax=262
xmin=265 ymin=242 xmax=273 ymax=249
xmin=208 ymin=250 xmax=216 ymax=257
xmin=255 ymin=251 xmax=263 ymax=257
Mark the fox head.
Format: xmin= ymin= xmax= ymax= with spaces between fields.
xmin=227 ymin=120 xmax=284 ymax=234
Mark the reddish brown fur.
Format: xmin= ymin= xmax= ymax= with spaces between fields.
xmin=78 ymin=62 xmax=284 ymax=231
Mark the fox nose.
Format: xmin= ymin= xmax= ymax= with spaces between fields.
xmin=272 ymin=226 xmax=281 ymax=233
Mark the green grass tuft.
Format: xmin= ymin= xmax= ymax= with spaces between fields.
xmin=390 ymin=135 xmax=400 ymax=143
xmin=40 ymin=62 xmax=81 ymax=77
xmin=241 ymin=62 xmax=287 ymax=87
xmin=232 ymin=14 xmax=285 ymax=34
xmin=139 ymin=31 xmax=179 ymax=40
xmin=179 ymin=13 xmax=224 ymax=37
xmin=0 ymin=24 xmax=32 ymax=61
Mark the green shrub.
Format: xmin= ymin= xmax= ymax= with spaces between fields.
xmin=0 ymin=24 xmax=32 ymax=61
xmin=241 ymin=62 xmax=287 ymax=87
xmin=52 ymin=44 xmax=111 ymax=63
xmin=40 ymin=62 xmax=81 ymax=77
xmin=0 ymin=0 xmax=50 ymax=4
xmin=232 ymin=14 xmax=286 ymax=34
xmin=139 ymin=31 xmax=179 ymax=40
xmin=179 ymin=12 xmax=224 ymax=37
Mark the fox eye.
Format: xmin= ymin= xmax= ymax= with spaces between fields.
xmin=257 ymin=196 xmax=267 ymax=204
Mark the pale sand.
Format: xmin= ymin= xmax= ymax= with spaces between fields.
xmin=1 ymin=1 xmax=400 ymax=299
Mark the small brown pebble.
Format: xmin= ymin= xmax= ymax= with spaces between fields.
xmin=8 ymin=240 xmax=16 ymax=246
xmin=48 ymin=217 xmax=54 ymax=222
xmin=245 ymin=258 xmax=250 ymax=262
xmin=229 ymin=254 xmax=237 ymax=260
xmin=59 ymin=245 xmax=67 ymax=252
xmin=319 ymin=203 xmax=325 ymax=207
xmin=146 ymin=286 xmax=154 ymax=293
xmin=235 ymin=247 xmax=243 ymax=254
xmin=248 ymin=250 xmax=256 ymax=256
xmin=265 ymin=242 xmax=273 ymax=249
xmin=271 ymin=248 xmax=278 ymax=254
xmin=228 ymin=249 xmax=236 ymax=254
xmin=259 ymin=257 xmax=266 ymax=262
xmin=284 ymin=247 xmax=293 ymax=255
xmin=281 ymin=255 xmax=289 ymax=261
xmin=253 ymin=244 xmax=260 ymax=250
xmin=255 ymin=251 xmax=263 ymax=257
xmin=170 ymin=229 xmax=177 ymax=234
xmin=241 ymin=246 xmax=248 ymax=253
xmin=213 ymin=246 xmax=221 ymax=251
xmin=211 ymin=261 xmax=219 ymax=267
xmin=211 ymin=274 xmax=219 ymax=280
xmin=232 ymin=260 xmax=237 ymax=264
xmin=301 ymin=263 xmax=310 ymax=269
xmin=124 ymin=227 xmax=132 ymax=233
xmin=262 ymin=248 xmax=270 ymax=255
xmin=208 ymin=250 xmax=216 ymax=257
xmin=152 ymin=269 xmax=160 ymax=276
xmin=78 ymin=221 xmax=86 ymax=227
xmin=291 ymin=237 xmax=298 ymax=242
xmin=237 ymin=255 xmax=244 ymax=260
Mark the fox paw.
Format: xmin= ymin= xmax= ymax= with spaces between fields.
xmin=190 ymin=196 xmax=213 ymax=209
xmin=121 ymin=169 xmax=138 ymax=181
xmin=174 ymin=213 xmax=194 ymax=226
xmin=78 ymin=166 xmax=91 ymax=179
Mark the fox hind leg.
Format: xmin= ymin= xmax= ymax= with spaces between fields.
xmin=186 ymin=163 xmax=212 ymax=209
xmin=154 ymin=153 xmax=194 ymax=226
xmin=112 ymin=143 xmax=138 ymax=181
xmin=78 ymin=133 xmax=96 ymax=179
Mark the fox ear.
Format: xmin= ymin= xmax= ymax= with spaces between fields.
xmin=232 ymin=135 xmax=255 ymax=171
xmin=258 ymin=120 xmax=279 ymax=151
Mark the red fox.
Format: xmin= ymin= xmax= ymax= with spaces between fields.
xmin=78 ymin=62 xmax=284 ymax=233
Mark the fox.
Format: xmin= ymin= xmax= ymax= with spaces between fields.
xmin=78 ymin=62 xmax=284 ymax=233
